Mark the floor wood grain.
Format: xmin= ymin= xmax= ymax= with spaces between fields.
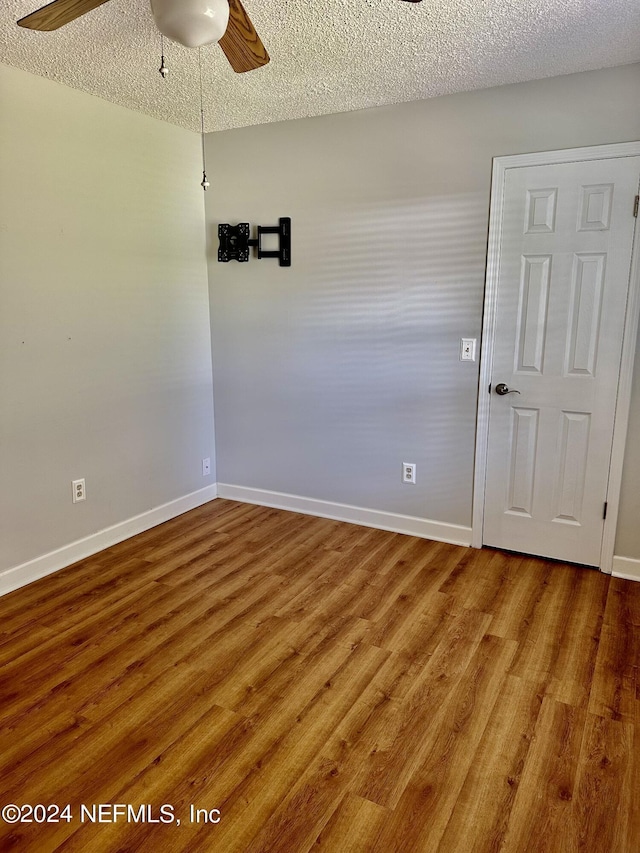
xmin=0 ymin=499 xmax=638 ymax=852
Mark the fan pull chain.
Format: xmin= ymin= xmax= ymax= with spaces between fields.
xmin=199 ymin=48 xmax=209 ymax=190
xmin=159 ymin=35 xmax=168 ymax=79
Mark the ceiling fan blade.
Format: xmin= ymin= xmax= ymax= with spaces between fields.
xmin=18 ymin=0 xmax=111 ymax=31
xmin=219 ymin=0 xmax=269 ymax=73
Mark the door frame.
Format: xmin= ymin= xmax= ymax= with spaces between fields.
xmin=472 ymin=141 xmax=640 ymax=572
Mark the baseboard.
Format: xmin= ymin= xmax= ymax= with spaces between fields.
xmin=0 ymin=484 xmax=218 ymax=597
xmin=612 ymin=555 xmax=640 ymax=582
xmin=9 ymin=480 xmax=628 ymax=596
xmin=216 ymin=483 xmax=472 ymax=547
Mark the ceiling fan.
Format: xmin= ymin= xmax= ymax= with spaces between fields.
xmin=17 ymin=0 xmax=270 ymax=73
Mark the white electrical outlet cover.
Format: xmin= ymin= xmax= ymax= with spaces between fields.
xmin=402 ymin=463 xmax=416 ymax=484
xmin=72 ymin=478 xmax=86 ymax=503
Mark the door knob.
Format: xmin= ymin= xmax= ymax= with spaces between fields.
xmin=495 ymin=383 xmax=521 ymax=396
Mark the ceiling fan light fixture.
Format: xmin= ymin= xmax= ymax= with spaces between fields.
xmin=150 ymin=0 xmax=230 ymax=49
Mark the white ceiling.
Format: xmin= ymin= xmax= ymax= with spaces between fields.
xmin=2 ymin=0 xmax=640 ymax=133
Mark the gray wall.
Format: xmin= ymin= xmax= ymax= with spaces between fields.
xmin=617 ymin=342 xmax=640 ymax=557
xmin=205 ymin=64 xmax=640 ymax=552
xmin=0 ymin=63 xmax=215 ymax=573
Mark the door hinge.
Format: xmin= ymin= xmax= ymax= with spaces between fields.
xmin=603 ymin=501 xmax=608 ymax=520
xmin=634 ymin=195 xmax=639 ymax=218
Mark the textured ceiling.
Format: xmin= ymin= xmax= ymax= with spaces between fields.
xmin=2 ymin=0 xmax=640 ymax=132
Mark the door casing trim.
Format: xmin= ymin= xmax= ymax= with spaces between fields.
xmin=472 ymin=141 xmax=640 ymax=572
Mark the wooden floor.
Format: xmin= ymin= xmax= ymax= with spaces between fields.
xmin=0 ymin=500 xmax=638 ymax=852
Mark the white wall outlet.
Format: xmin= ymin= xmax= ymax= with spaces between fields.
xmin=72 ymin=478 xmax=86 ymax=503
xmin=402 ymin=463 xmax=416 ymax=484
xmin=460 ymin=338 xmax=477 ymax=361
xmin=202 ymin=457 xmax=211 ymax=476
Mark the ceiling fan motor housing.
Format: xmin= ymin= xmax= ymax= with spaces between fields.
xmin=150 ymin=0 xmax=230 ymax=48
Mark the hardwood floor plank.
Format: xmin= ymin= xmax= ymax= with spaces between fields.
xmin=437 ymin=546 xmax=502 ymax=602
xmin=500 ymin=697 xmax=587 ymax=853
xmin=485 ymin=554 xmax=554 ymax=639
xmin=229 ymin=614 xmax=370 ymax=718
xmin=0 ymin=657 xmax=248 ymax=850
xmin=311 ymin=792 xmax=388 ymax=852
xmin=634 ymin=723 xmax=640 ymax=848
xmin=118 ymin=643 xmax=389 ymax=853
xmin=569 ymin=712 xmax=634 ymax=853
xmin=0 ymin=554 xmax=148 ymax=634
xmin=507 ymin=562 xmax=579 ymax=680
xmin=544 ymin=567 xmax=608 ymax=708
xmin=0 ymin=609 xmax=282 ymax=797
xmin=367 ymin=590 xmax=456 ymax=679
xmin=0 ymin=620 xmax=58 ymax=664
xmin=53 ymin=701 xmax=241 ymax=853
xmin=0 ymin=570 xmax=283 ymax=774
xmin=350 ymin=531 xmax=424 ymax=576
xmin=201 ymin=643 xmax=389 ymax=853
xmin=589 ymin=622 xmax=639 ymax=723
xmin=588 ymin=576 xmax=640 ymax=723
xmin=318 ymin=602 xmax=459 ymax=777
xmin=241 ymin=755 xmax=352 ymax=853
xmin=364 ymin=546 xmax=456 ymax=650
xmin=0 ymin=500 xmax=637 ymax=852
xmin=369 ymin=633 xmax=517 ymax=852
xmin=351 ymin=608 xmax=493 ymax=809
xmin=85 ymin=615 xmax=384 ymax=851
xmin=436 ymin=674 xmax=545 ymax=853
xmin=0 ymin=560 xmax=275 ymax=720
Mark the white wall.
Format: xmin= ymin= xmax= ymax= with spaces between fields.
xmin=0 ymin=63 xmax=215 ymax=578
xmin=204 ymin=64 xmax=640 ymax=553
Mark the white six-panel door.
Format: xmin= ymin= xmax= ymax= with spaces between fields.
xmin=482 ymin=155 xmax=640 ymax=566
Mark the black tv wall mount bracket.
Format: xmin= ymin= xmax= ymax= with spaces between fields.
xmin=218 ymin=217 xmax=291 ymax=266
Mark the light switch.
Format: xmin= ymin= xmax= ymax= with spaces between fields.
xmin=460 ymin=338 xmax=477 ymax=361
